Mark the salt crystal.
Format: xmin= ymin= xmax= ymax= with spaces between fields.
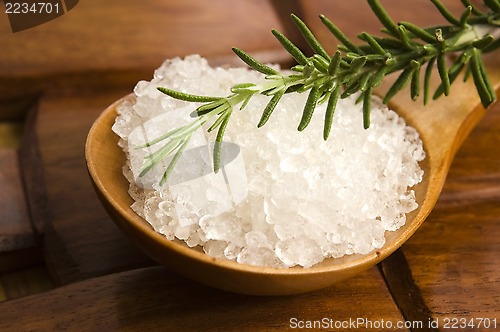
xmin=244 ymin=230 xmax=271 ymax=248
xmin=223 ymin=243 xmax=241 ymax=260
xmin=237 ymin=247 xmax=285 ymax=267
xmin=203 ymin=240 xmax=227 ymax=259
xmin=276 ymin=237 xmax=324 ymax=268
xmin=113 ymin=55 xmax=425 ymax=268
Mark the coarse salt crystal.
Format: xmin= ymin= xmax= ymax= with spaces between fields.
xmin=113 ymin=55 xmax=425 ymax=268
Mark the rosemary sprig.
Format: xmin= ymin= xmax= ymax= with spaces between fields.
xmin=139 ymin=0 xmax=499 ymax=184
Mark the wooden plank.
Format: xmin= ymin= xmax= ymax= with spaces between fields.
xmin=0 ymin=248 xmax=43 ymax=272
xmin=0 ymin=96 xmax=38 ymax=122
xmin=0 ymin=122 xmax=23 ymax=147
xmin=0 ymin=282 xmax=5 ymax=302
xmin=402 ymin=102 xmax=500 ymax=326
xmin=17 ymin=101 xmax=51 ymax=242
xmin=0 ymin=149 xmax=35 ymax=253
xmin=0 ymin=0 xmax=285 ymax=99
xmin=0 ymin=104 xmax=44 ymax=272
xmin=0 ymin=0 xmax=466 ymax=100
xmin=0 ymin=28 xmax=270 ymax=284
xmin=24 ymin=87 xmax=407 ymax=330
xmin=0 ymin=266 xmax=54 ymax=301
xmin=31 ymin=89 xmax=156 ymax=284
xmin=295 ymin=0 xmax=466 ymax=54
xmin=0 ymin=266 xmax=408 ymax=331
xmin=379 ymin=250 xmax=438 ymax=332
xmin=2 ymin=0 xmax=494 ymax=326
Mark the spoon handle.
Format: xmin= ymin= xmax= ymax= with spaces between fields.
xmin=382 ymin=55 xmax=500 ymax=176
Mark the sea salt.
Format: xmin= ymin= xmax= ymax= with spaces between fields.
xmin=112 ymin=54 xmax=425 ymax=268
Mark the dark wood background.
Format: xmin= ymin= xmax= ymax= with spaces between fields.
xmin=0 ymin=1 xmax=498 ymax=330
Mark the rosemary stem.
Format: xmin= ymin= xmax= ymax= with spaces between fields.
xmin=143 ymin=0 xmax=499 ymax=184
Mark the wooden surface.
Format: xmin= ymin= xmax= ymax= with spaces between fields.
xmin=0 ymin=0 xmax=498 ymax=330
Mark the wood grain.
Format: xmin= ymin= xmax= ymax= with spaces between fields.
xmin=379 ymin=250 xmax=438 ymax=332
xmin=292 ymin=0 xmax=467 ymax=54
xmin=0 ymin=149 xmax=35 ymax=253
xmin=0 ymin=0 xmax=285 ymax=100
xmin=0 ymin=0 xmax=498 ymax=329
xmin=402 ymin=102 xmax=500 ymax=325
xmin=0 ymin=266 xmax=53 ymax=301
xmin=0 ymin=266 xmax=408 ymax=331
xmin=33 ymin=89 xmax=156 ymax=284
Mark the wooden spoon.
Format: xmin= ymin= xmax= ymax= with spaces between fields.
xmin=377 ymin=54 xmax=500 ymax=253
xmin=85 ymin=55 xmax=499 ymax=295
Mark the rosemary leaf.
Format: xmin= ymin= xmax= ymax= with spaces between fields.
xmin=159 ymin=137 xmax=190 ymax=186
xmin=157 ymin=87 xmax=221 ymax=103
xmin=359 ymin=32 xmax=389 ymax=56
xmin=433 ymin=52 xmax=468 ymax=99
xmin=459 ymin=5 xmax=473 ymax=27
xmin=207 ymin=110 xmax=230 ymax=132
xmin=411 ymin=63 xmax=421 ymax=101
xmin=196 ymin=99 xmax=226 ymax=112
xmin=487 ymin=15 xmax=500 ymax=26
xmin=424 ymin=57 xmax=436 ymax=105
xmin=355 ymin=92 xmax=364 ymax=105
xmin=342 ymin=75 xmax=363 ymax=98
xmin=399 ymin=22 xmax=437 ymax=44
xmin=135 ymin=126 xmax=185 ymax=149
xmin=371 ymin=36 xmax=406 ymax=50
xmin=363 ymin=54 xmax=387 ymax=61
xmin=363 ymin=87 xmax=373 ymax=129
xmin=323 ymin=84 xmax=341 ymax=140
xmin=262 ymin=85 xmax=286 ymax=96
xmin=359 ymin=73 xmax=372 ymax=92
xmin=367 ymin=0 xmax=400 ymax=37
xmin=320 ymin=15 xmax=364 ymax=54
xmin=232 ymin=47 xmax=280 ymax=75
xmin=460 ymin=0 xmax=484 ymax=15
xmin=472 ymin=34 xmax=495 ymax=49
xmin=258 ymin=90 xmax=285 ymax=127
xmin=213 ymin=112 xmax=232 ymax=173
xmin=484 ymin=0 xmax=500 ymax=12
xmin=471 ymin=48 xmax=496 ymax=107
xmin=383 ymin=62 xmax=417 ymax=104
xmin=271 ymin=29 xmax=309 ymax=66
xmin=291 ymin=14 xmax=330 ymax=60
xmin=369 ymin=65 xmax=389 ymax=88
xmin=437 ymin=52 xmax=451 ymax=96
xmin=328 ymin=51 xmax=342 ymax=76
xmin=240 ymin=94 xmax=253 ymax=110
xmin=284 ymin=84 xmax=302 ymax=94
xmin=350 ymin=56 xmax=367 ymax=72
xmin=431 ymin=0 xmax=460 ymax=26
xmin=397 ymin=25 xmax=414 ymax=50
xmin=137 ymin=119 xmax=203 ymax=149
xmin=298 ymin=87 xmax=320 ymax=131
xmin=463 ymin=65 xmax=472 ymax=82
xmin=231 ymin=83 xmax=258 ymax=94
xmin=433 ymin=62 xmax=464 ymax=99
xmin=139 ymin=139 xmax=183 ymax=177
xmin=297 ymin=80 xmax=317 ymax=93
xmin=317 ymin=81 xmax=335 ymax=104
xmin=483 ymin=37 xmax=500 ymax=52
xmin=311 ymin=54 xmax=329 ymax=73
xmin=193 ymin=102 xmax=228 ymax=118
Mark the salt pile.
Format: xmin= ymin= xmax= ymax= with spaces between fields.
xmin=112 ymin=55 xmax=425 ymax=268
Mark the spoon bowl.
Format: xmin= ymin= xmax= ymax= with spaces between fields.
xmin=85 ymin=57 xmax=499 ymax=295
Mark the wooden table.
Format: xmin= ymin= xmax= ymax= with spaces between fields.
xmin=0 ymin=1 xmax=498 ymax=330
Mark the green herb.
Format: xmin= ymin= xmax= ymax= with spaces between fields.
xmin=141 ymin=0 xmax=499 ymax=183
